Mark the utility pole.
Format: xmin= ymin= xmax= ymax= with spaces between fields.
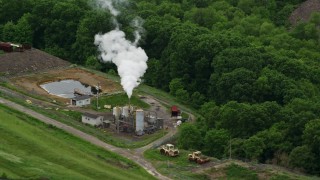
xmin=96 ymin=82 xmax=100 ymax=109
xmin=117 ymin=116 xmax=120 ymax=134
xmin=229 ymin=136 xmax=232 ymax=160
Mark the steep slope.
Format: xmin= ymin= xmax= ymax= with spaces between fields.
xmin=0 ymin=103 xmax=154 ymax=179
xmin=0 ymin=49 xmax=70 ymax=75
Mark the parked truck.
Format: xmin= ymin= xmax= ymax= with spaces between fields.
xmin=188 ymin=151 xmax=210 ymax=164
xmin=160 ymin=144 xmax=179 ymax=157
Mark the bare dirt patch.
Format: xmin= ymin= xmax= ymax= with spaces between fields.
xmin=0 ymin=49 xmax=70 ymax=75
xmin=289 ymin=0 xmax=320 ymax=25
xmin=10 ymin=67 xmax=122 ymax=103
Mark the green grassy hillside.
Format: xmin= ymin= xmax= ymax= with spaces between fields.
xmin=0 ymin=104 xmax=155 ymax=180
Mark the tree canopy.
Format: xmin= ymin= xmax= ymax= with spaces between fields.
xmin=0 ymin=0 xmax=319 ymax=175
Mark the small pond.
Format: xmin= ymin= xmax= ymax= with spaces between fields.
xmin=40 ymin=80 xmax=98 ymax=98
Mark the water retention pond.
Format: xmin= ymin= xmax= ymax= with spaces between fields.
xmin=40 ymin=80 xmax=98 ymax=98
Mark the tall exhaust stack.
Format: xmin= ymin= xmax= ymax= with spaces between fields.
xmin=128 ymin=97 xmax=131 ymax=111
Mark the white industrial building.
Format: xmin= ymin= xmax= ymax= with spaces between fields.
xmin=71 ymin=95 xmax=91 ymax=107
xmin=81 ymin=113 xmax=104 ymax=126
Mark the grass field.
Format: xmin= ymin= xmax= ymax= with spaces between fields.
xmin=224 ymin=164 xmax=259 ymax=180
xmin=0 ymin=104 xmax=155 ymax=180
xmin=0 ymin=81 xmax=55 ymax=104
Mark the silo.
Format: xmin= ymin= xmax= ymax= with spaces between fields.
xmin=122 ymin=106 xmax=129 ymax=118
xmin=135 ymin=109 xmax=144 ymax=132
xmin=148 ymin=115 xmax=156 ymax=124
xmin=129 ymin=105 xmax=135 ymax=112
xmin=113 ymin=106 xmax=121 ymax=120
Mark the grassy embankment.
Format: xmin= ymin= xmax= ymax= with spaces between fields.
xmin=0 ymin=81 xmax=57 ymax=104
xmin=144 ymin=149 xmax=317 ymax=180
xmin=0 ymin=103 xmax=155 ymax=179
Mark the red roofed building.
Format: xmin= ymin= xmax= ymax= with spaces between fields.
xmin=171 ymin=105 xmax=180 ymax=117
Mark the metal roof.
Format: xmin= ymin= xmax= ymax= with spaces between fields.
xmin=72 ymin=95 xmax=91 ymax=101
xmin=171 ymin=106 xmax=178 ymax=112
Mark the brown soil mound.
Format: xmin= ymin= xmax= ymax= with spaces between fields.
xmin=289 ymin=0 xmax=320 ymax=25
xmin=0 ymin=49 xmax=70 ymax=75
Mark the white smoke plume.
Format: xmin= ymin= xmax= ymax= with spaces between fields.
xmin=94 ymin=0 xmax=148 ymax=98
xmin=131 ymin=17 xmax=145 ymax=46
xmin=95 ymin=0 xmax=120 ymax=16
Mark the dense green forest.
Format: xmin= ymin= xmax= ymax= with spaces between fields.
xmin=1 ymin=0 xmax=320 ymax=175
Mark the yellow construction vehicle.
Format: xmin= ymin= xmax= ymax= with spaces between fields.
xmin=188 ymin=151 xmax=210 ymax=164
xmin=160 ymin=144 xmax=179 ymax=157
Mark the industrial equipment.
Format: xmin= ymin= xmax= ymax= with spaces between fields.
xmin=144 ymin=125 xmax=156 ymax=134
xmin=188 ymin=151 xmax=210 ymax=164
xmin=135 ymin=109 xmax=144 ymax=132
xmin=160 ymin=144 xmax=179 ymax=157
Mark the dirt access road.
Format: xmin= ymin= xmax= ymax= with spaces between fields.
xmin=0 ymin=97 xmax=171 ymax=180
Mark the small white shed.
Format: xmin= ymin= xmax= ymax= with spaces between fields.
xmin=81 ymin=113 xmax=104 ymax=126
xmin=71 ymin=95 xmax=91 ymax=107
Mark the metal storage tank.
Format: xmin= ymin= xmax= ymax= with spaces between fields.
xmin=135 ymin=109 xmax=144 ymax=132
xmin=122 ymin=106 xmax=129 ymax=118
xmin=129 ymin=105 xmax=135 ymax=112
xmin=147 ymin=115 xmax=156 ymax=124
xmin=113 ymin=106 xmax=121 ymax=120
